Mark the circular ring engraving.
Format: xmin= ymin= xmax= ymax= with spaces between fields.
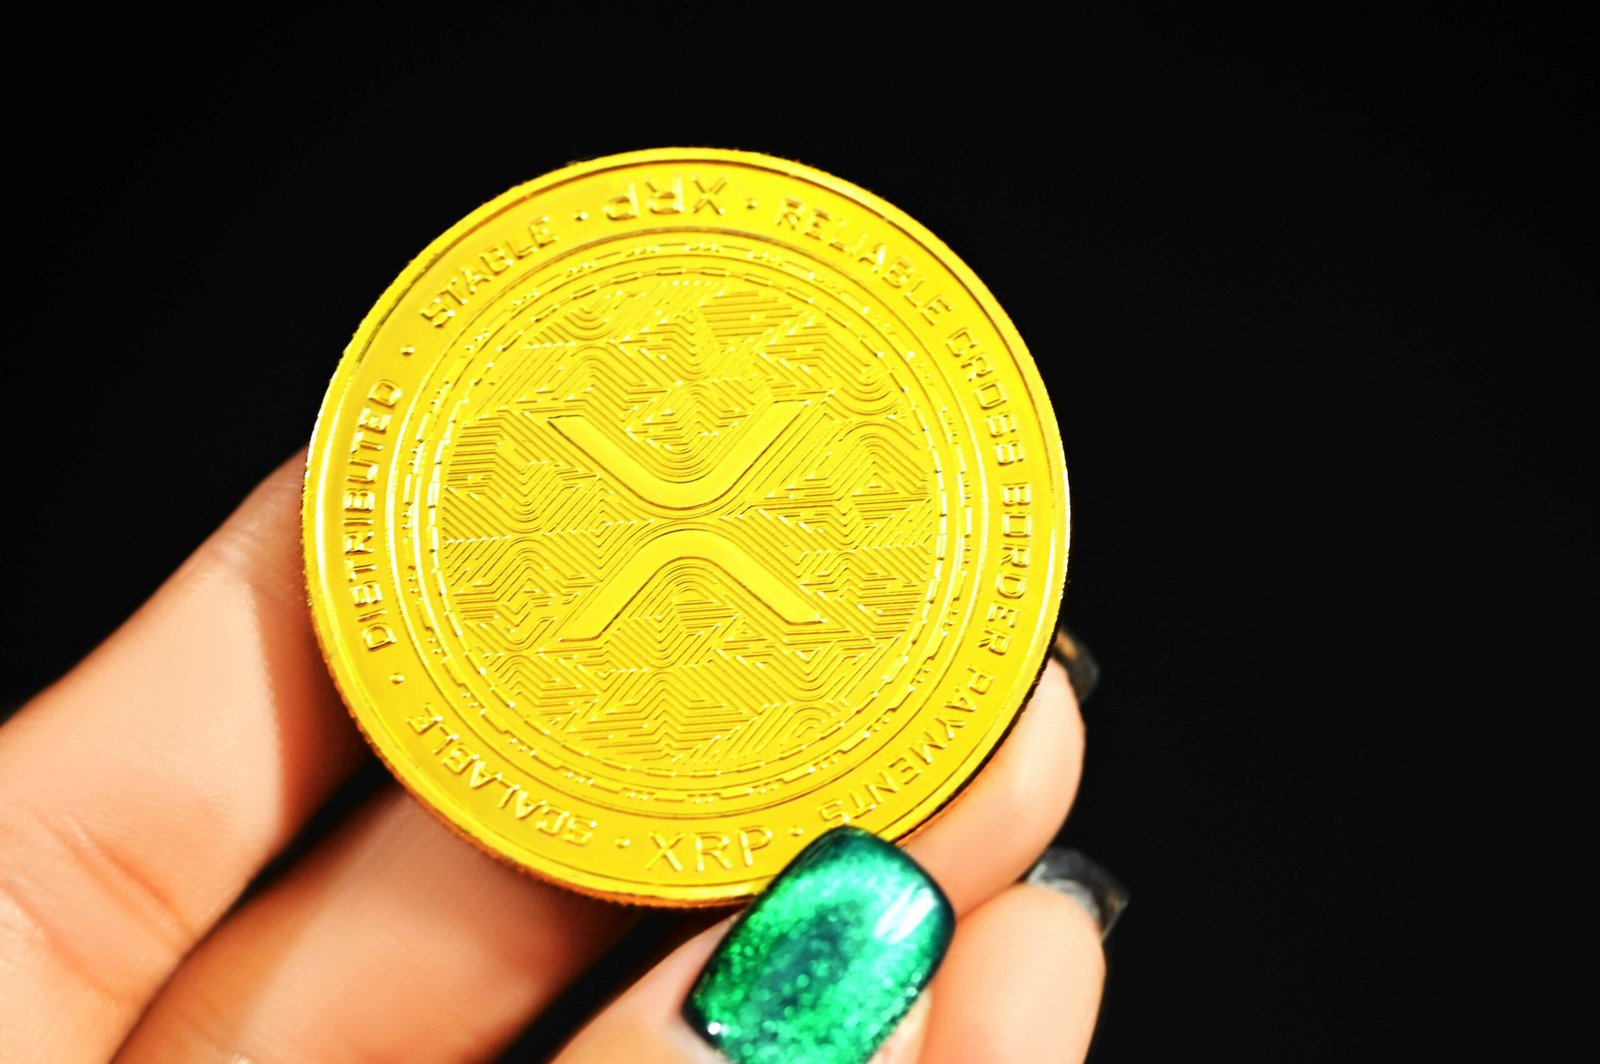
xmin=304 ymin=149 xmax=1068 ymax=905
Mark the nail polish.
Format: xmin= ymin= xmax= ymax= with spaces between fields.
xmin=1025 ymin=846 xmax=1128 ymax=939
xmin=1050 ymin=625 xmax=1100 ymax=705
xmin=684 ymin=826 xmax=953 ymax=1064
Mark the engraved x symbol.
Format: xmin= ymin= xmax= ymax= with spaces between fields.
xmin=552 ymin=401 xmax=822 ymax=639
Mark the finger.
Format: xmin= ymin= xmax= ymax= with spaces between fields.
xmin=904 ymin=657 xmax=1084 ymax=913
xmin=918 ymin=882 xmax=1106 ymax=1064
xmin=556 ymin=827 xmax=948 ymax=1064
xmin=552 ymin=918 xmax=736 ymax=1064
xmin=553 ymin=831 xmax=1106 ymax=1064
xmin=113 ymin=658 xmax=1078 ymax=1063
xmin=0 ymin=454 xmax=367 ymax=1061
xmin=554 ymin=924 xmax=938 ymax=1064
xmin=116 ymin=788 xmax=631 ymax=1063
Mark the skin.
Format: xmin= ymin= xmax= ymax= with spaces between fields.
xmin=0 ymin=454 xmax=1103 ymax=1063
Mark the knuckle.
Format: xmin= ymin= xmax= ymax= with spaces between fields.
xmin=0 ymin=790 xmax=191 ymax=1011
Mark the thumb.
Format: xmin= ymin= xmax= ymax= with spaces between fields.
xmin=553 ymin=827 xmax=949 ymax=1064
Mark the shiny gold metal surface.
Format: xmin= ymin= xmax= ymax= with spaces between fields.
xmin=303 ymin=149 xmax=1068 ymax=905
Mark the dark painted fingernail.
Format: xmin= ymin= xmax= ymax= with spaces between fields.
xmin=684 ymin=826 xmax=953 ymax=1064
xmin=1025 ymin=847 xmax=1128 ymax=940
xmin=1050 ymin=625 xmax=1100 ymax=704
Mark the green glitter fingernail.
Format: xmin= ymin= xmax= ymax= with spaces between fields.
xmin=683 ymin=826 xmax=954 ymax=1064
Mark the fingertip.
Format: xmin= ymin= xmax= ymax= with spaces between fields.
xmin=554 ymin=917 xmax=732 ymax=1064
xmin=194 ymin=451 xmax=310 ymax=604
xmin=905 ymin=655 xmax=1085 ymax=914
xmin=920 ymin=884 xmax=1105 ymax=1064
xmin=1036 ymin=655 xmax=1084 ymax=737
xmin=1015 ymin=880 xmax=1109 ymax=968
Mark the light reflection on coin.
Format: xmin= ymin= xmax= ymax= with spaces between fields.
xmin=303 ymin=149 xmax=1068 ymax=905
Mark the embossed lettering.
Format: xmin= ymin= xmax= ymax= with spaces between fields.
xmin=480 ymin=244 xmax=516 ymax=274
xmin=419 ymin=302 xmax=453 ymax=327
xmin=347 ymin=460 xmax=379 ymax=484
xmin=448 ymin=263 xmax=492 ymax=305
xmin=855 ymin=241 xmax=887 ymax=270
xmin=975 ymin=381 xmax=1007 ymax=410
xmin=338 ymin=401 xmax=396 ymax=642
xmin=978 ymin=627 xmax=1011 ymax=655
xmin=913 ymin=726 xmax=951 ymax=765
xmin=645 ymin=832 xmax=684 ymax=872
xmin=440 ymin=742 xmax=473 ymax=774
xmin=738 ymin=827 xmax=773 ymax=867
xmin=532 ymin=805 xmax=570 ymax=837
xmin=985 ymin=411 xmax=1017 ymax=437
xmin=944 ymin=687 xmax=979 ymax=714
xmin=694 ymin=833 xmax=734 ymax=872
xmin=692 ymin=176 xmax=727 ymax=214
xmin=417 ymin=224 xmax=557 ymax=327
xmin=355 ymin=405 xmax=391 ymax=433
xmin=369 ymin=381 xmax=403 ymax=406
xmin=564 ymin=818 xmax=597 ymax=846
xmin=898 ymin=276 xmax=948 ymax=325
xmin=946 ymin=327 xmax=993 ymax=380
xmin=866 ymin=768 xmax=902 ymax=805
xmin=349 ymin=431 xmax=383 ymax=458
xmin=997 ymin=543 xmax=1030 ymax=568
xmin=476 ymin=780 xmax=596 ymax=846
xmin=646 ymin=178 xmax=684 ymax=214
xmin=406 ymin=712 xmax=442 ymax=733
xmin=776 ymin=197 xmax=804 ymax=229
xmin=605 ymin=185 xmax=639 ymax=219
xmin=774 ymin=200 xmax=957 ymax=312
xmin=888 ymin=756 xmax=923 ymax=783
xmin=505 ymin=216 xmax=558 ymax=255
xmin=986 ymin=602 xmax=1022 ymax=627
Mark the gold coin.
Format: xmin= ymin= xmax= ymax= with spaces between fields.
xmin=303 ymin=149 xmax=1068 ymax=906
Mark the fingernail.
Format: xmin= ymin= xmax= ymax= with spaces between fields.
xmin=684 ymin=825 xmax=954 ymax=1064
xmin=1025 ymin=847 xmax=1128 ymax=940
xmin=1049 ymin=625 xmax=1100 ymax=704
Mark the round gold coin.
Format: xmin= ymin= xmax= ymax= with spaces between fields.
xmin=303 ymin=149 xmax=1068 ymax=906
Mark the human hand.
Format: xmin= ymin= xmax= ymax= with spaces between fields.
xmin=1 ymin=454 xmax=1108 ymax=1062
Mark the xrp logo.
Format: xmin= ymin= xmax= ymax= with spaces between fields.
xmin=551 ymin=398 xmax=824 ymax=640
xmin=433 ymin=273 xmax=942 ymax=774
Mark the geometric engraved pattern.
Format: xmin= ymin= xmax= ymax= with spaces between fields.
xmin=434 ymin=271 xmax=939 ymax=780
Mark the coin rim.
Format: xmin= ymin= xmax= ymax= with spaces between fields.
xmin=302 ymin=147 xmax=1070 ymax=906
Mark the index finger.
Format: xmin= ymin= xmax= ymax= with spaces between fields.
xmin=0 ymin=454 xmax=368 ymax=1062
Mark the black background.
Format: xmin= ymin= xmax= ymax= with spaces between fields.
xmin=4 ymin=3 xmax=1592 ymax=1059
